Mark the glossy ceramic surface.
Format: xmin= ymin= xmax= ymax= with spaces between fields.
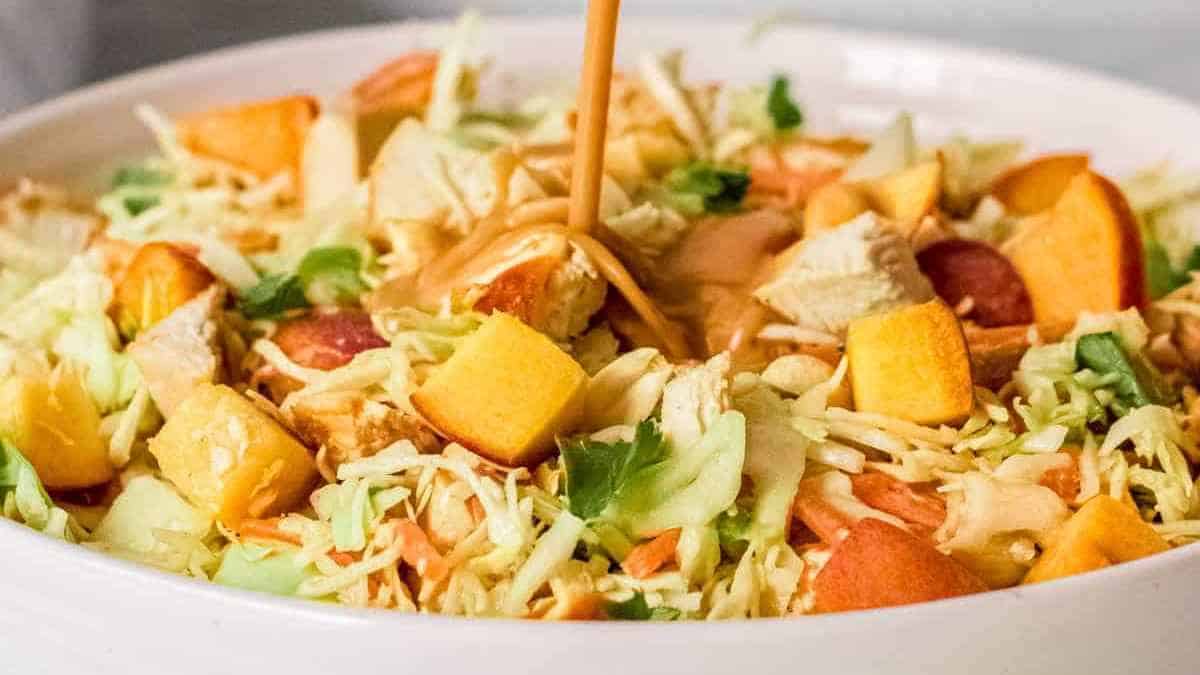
xmin=1 ymin=17 xmax=1198 ymax=675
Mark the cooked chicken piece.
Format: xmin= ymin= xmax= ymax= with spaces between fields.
xmin=755 ymin=212 xmax=933 ymax=337
xmin=286 ymin=390 xmax=439 ymax=466
xmin=127 ymin=285 xmax=225 ymax=417
xmin=472 ymin=234 xmax=607 ymax=341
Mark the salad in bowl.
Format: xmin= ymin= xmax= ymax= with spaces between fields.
xmin=2 ymin=12 xmax=1200 ymax=622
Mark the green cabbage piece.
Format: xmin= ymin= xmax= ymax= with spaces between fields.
xmin=1102 ymin=405 xmax=1195 ymax=522
xmin=1075 ymin=332 xmax=1174 ymax=412
xmin=562 ymin=411 xmax=746 ymax=538
xmin=733 ymin=383 xmax=808 ymax=542
xmin=214 ymin=543 xmax=316 ymax=597
xmin=658 ymin=162 xmax=750 ymax=215
xmin=0 ymin=439 xmax=74 ymax=541
xmin=90 ymin=475 xmax=214 ymax=574
xmin=297 ymin=246 xmax=368 ymax=306
xmin=0 ymin=255 xmax=140 ymax=413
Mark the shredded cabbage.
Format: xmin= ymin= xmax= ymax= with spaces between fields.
xmin=0 ymin=439 xmax=76 ymax=541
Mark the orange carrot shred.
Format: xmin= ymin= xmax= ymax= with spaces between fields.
xmin=238 ymin=518 xmax=302 ymax=546
xmin=392 ymin=519 xmax=450 ymax=583
xmin=621 ymin=528 xmax=682 ymax=579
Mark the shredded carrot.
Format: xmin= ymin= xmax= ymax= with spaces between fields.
xmin=850 ymin=473 xmax=947 ymax=530
xmin=792 ymin=492 xmax=854 ymax=545
xmin=238 ymin=518 xmax=302 ymax=546
xmin=1039 ymin=454 xmax=1082 ymax=502
xmin=392 ymin=519 xmax=450 ymax=583
xmin=621 ymin=528 xmax=681 ymax=579
xmin=328 ymin=551 xmax=358 ymax=567
xmin=749 ymin=165 xmax=842 ymax=209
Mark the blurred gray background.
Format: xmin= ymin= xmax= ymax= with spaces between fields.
xmin=1 ymin=0 xmax=1198 ymax=115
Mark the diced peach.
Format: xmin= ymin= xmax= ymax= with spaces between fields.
xmin=846 ymin=299 xmax=974 ymax=426
xmin=1007 ymin=171 xmax=1146 ymax=325
xmin=1038 ymin=450 xmax=1081 ymax=502
xmin=803 ymin=182 xmax=869 ymax=237
xmin=0 ymin=364 xmax=112 ymax=489
xmin=1023 ymin=495 xmax=1169 ymax=585
xmin=990 ymin=153 xmax=1090 ymax=216
xmin=916 ymin=239 xmax=1033 ymax=327
xmin=273 ymin=309 xmax=388 ymax=371
xmin=176 ymin=95 xmax=318 ymax=180
xmin=351 ymin=51 xmax=438 ymax=172
xmin=113 ymin=242 xmax=216 ymax=336
xmin=813 ymin=518 xmax=988 ymax=613
xmin=148 ymin=384 xmax=319 ymax=525
xmin=410 ymin=313 xmax=587 ymax=467
xmin=861 ymin=160 xmax=943 ymax=229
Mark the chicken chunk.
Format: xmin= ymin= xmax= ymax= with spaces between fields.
xmin=286 ymin=390 xmax=439 ymax=466
xmin=472 ymin=235 xmax=607 ymax=342
xmin=754 ymin=212 xmax=933 ymax=336
xmin=127 ymin=285 xmax=224 ymax=418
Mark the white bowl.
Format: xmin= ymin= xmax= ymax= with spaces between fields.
xmin=2 ymin=17 xmax=1199 ymax=675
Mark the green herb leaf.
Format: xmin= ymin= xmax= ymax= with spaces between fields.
xmin=460 ymin=110 xmax=539 ymax=128
xmin=123 ymin=195 xmax=161 ymax=216
xmin=238 ymin=273 xmax=310 ymax=320
xmin=715 ymin=508 xmax=752 ymax=558
xmin=766 ymin=76 xmax=803 ymax=132
xmin=1075 ymin=332 xmax=1175 ymax=409
xmin=561 ymin=419 xmax=668 ymax=520
xmin=297 ymin=246 xmax=367 ymax=305
xmin=1144 ymin=239 xmax=1200 ymax=299
xmin=112 ymin=166 xmax=171 ymax=188
xmin=664 ymin=162 xmax=751 ymax=214
xmin=604 ymin=591 xmax=681 ymax=621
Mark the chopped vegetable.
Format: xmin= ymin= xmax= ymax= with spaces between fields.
xmin=663 ymin=162 xmax=750 ymax=214
xmin=562 ymin=419 xmax=668 ymax=521
xmin=605 ymin=591 xmax=681 ymax=621
xmin=1074 ymin=332 xmax=1173 ymax=410
xmin=214 ymin=543 xmax=315 ymax=597
xmin=296 ymin=246 xmax=367 ymax=305
xmin=766 ymin=76 xmax=803 ymax=132
xmin=238 ymin=273 xmax=310 ymax=319
xmin=0 ymin=439 xmax=75 ymax=540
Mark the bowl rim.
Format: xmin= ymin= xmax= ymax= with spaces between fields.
xmin=2 ymin=15 xmax=1199 ymax=633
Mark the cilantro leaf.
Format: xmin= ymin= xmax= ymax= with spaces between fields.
xmin=1144 ymin=238 xmax=1200 ymax=300
xmin=297 ymin=246 xmax=367 ymax=305
xmin=238 ymin=273 xmax=310 ymax=320
xmin=664 ymin=162 xmax=751 ymax=214
xmin=123 ymin=195 xmax=160 ymax=216
xmin=561 ymin=419 xmax=668 ymax=520
xmin=112 ymin=166 xmax=171 ymax=189
xmin=766 ymin=76 xmax=803 ymax=132
xmin=716 ymin=508 xmax=752 ymax=558
xmin=605 ymin=591 xmax=681 ymax=621
xmin=1075 ymin=332 xmax=1175 ymax=409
